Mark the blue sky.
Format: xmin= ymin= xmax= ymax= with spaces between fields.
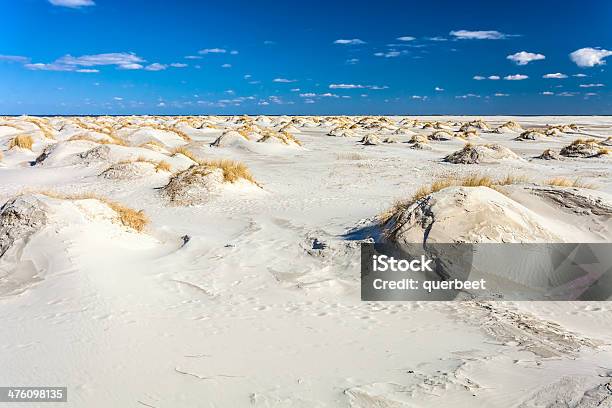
xmin=0 ymin=0 xmax=611 ymax=115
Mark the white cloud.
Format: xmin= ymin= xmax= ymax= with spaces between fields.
xmin=333 ymin=39 xmax=366 ymax=45
xmin=145 ymin=63 xmax=167 ymax=71
xmin=570 ymin=47 xmax=612 ymax=67
xmin=579 ymin=83 xmax=605 ymax=88
xmin=473 ymin=75 xmax=486 ymax=80
xmin=198 ymin=48 xmax=227 ymax=54
xmin=427 ymin=36 xmax=448 ymax=41
xmin=76 ymin=69 xmax=99 ymax=73
xmin=374 ymin=50 xmax=401 ymax=58
xmin=299 ymin=93 xmax=316 ymax=97
xmin=119 ymin=63 xmax=143 ymax=70
xmin=0 ymin=55 xmax=30 ymax=63
xmin=504 ymin=74 xmax=528 ymax=81
xmin=49 ymin=0 xmax=95 ymax=8
xmin=24 ymin=52 xmax=145 ymax=71
xmin=170 ymin=63 xmax=187 ymax=68
xmin=273 ymin=78 xmax=297 ymax=83
xmin=573 ymin=73 xmax=587 ymax=77
xmin=488 ymin=75 xmax=500 ymax=80
xmin=304 ymin=99 xmax=315 ymax=104
xmin=329 ymin=83 xmax=387 ymax=90
xmin=346 ymin=58 xmax=359 ymax=64
xmin=450 ymin=30 xmax=512 ymax=40
xmin=557 ymin=91 xmax=577 ymax=97
xmin=329 ymin=84 xmax=364 ymax=89
xmin=411 ymin=95 xmax=427 ymax=100
xmin=543 ymin=73 xmax=567 ymax=79
xmin=113 ymin=97 xmax=123 ymax=101
xmin=263 ymin=40 xmax=276 ymax=45
xmin=396 ymin=36 xmax=415 ymax=41
xmin=455 ymin=93 xmax=480 ymax=99
xmin=435 ymin=86 xmax=444 ymax=91
xmin=230 ymin=50 xmax=239 ymax=55
xmin=541 ymin=91 xmax=554 ymax=95
xmin=494 ymin=93 xmax=509 ymax=97
xmin=184 ymin=55 xmax=202 ymax=60
xmin=507 ymin=51 xmax=545 ymax=65
xmin=221 ymin=63 xmax=232 ymax=68
xmin=290 ymin=88 xmax=300 ymax=92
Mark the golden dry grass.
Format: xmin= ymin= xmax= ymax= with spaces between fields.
xmin=570 ymin=138 xmax=598 ymax=146
xmin=200 ymin=159 xmax=257 ymax=184
xmin=380 ymin=174 xmax=530 ymax=223
xmin=155 ymin=160 xmax=171 ymax=172
xmin=9 ymin=134 xmax=34 ymax=150
xmin=139 ymin=140 xmax=165 ymax=149
xmin=546 ymin=177 xmax=596 ymax=189
xmin=37 ymin=191 xmax=148 ymax=232
xmin=145 ymin=123 xmax=192 ymax=142
xmin=22 ymin=117 xmax=55 ymax=140
xmin=171 ymin=146 xmax=199 ymax=162
xmin=68 ymin=134 xmax=128 ymax=146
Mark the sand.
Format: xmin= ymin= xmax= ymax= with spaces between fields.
xmin=0 ymin=115 xmax=611 ymax=407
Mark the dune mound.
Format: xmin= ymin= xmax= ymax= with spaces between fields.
xmin=494 ymin=121 xmax=523 ymax=133
xmin=560 ymin=139 xmax=606 ymax=158
xmin=359 ymin=134 xmax=381 ymax=145
xmin=100 ymin=159 xmax=170 ymax=180
xmin=161 ymin=160 xmax=260 ymax=205
xmin=258 ymin=131 xmax=302 ymax=147
xmin=210 ymin=130 xmax=251 ymax=147
xmin=428 ymin=130 xmax=454 ymax=141
xmin=515 ymin=130 xmax=546 ymax=141
xmin=537 ymin=149 xmax=561 ymax=160
xmin=384 ymin=185 xmax=557 ymax=243
xmin=327 ymin=126 xmax=357 ymax=137
xmin=444 ymin=143 xmax=521 ymax=164
xmin=382 ymin=178 xmax=612 ymax=244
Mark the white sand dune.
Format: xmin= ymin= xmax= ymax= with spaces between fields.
xmin=0 ymin=115 xmax=611 ymax=407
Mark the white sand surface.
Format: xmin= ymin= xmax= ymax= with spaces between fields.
xmin=1 ymin=115 xmax=611 ymax=407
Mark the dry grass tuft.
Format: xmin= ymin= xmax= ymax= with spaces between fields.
xmin=38 ymin=191 xmax=148 ymax=232
xmin=145 ymin=124 xmax=192 ymax=142
xmin=68 ymin=134 xmax=127 ymax=146
xmin=200 ymin=159 xmax=257 ymax=184
xmin=9 ymin=134 xmax=34 ymax=150
xmin=546 ymin=177 xmax=596 ymax=189
xmin=171 ymin=146 xmax=199 ymax=162
xmin=380 ymin=174 xmax=530 ymax=223
xmin=155 ymin=160 xmax=171 ymax=172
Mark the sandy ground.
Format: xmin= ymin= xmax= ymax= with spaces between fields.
xmin=1 ymin=115 xmax=611 ymax=407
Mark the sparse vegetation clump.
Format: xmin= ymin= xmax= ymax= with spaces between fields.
xmin=546 ymin=177 xmax=596 ymax=189
xmin=444 ymin=143 xmax=520 ymax=164
xmin=161 ymin=159 xmax=259 ymax=205
xmin=515 ymin=129 xmax=546 ymax=141
xmin=428 ymin=130 xmax=454 ymax=141
xmin=200 ymin=159 xmax=257 ymax=184
xmin=143 ymin=123 xmax=192 ymax=142
xmin=155 ymin=160 xmax=171 ymax=172
xmin=171 ymin=146 xmax=199 ymax=162
xmin=537 ymin=149 xmax=560 ymax=160
xmin=9 ymin=134 xmax=34 ymax=150
xmin=258 ymin=130 xmax=302 ymax=146
xmin=68 ymin=134 xmax=128 ymax=146
xmin=560 ymin=138 xmax=604 ymax=158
